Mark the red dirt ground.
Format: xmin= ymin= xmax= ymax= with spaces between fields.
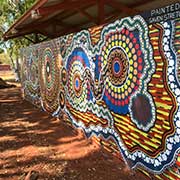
xmin=0 ymin=86 xmax=149 ymax=180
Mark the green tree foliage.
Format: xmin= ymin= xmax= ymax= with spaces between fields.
xmin=0 ymin=0 xmax=36 ymax=68
xmin=0 ymin=47 xmax=4 ymax=54
xmin=0 ymin=51 xmax=10 ymax=64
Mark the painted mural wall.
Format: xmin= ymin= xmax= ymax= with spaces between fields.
xmin=21 ymin=2 xmax=180 ymax=179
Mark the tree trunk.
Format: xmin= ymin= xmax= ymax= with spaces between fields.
xmin=9 ymin=49 xmax=15 ymax=70
xmin=16 ymin=58 xmax=20 ymax=81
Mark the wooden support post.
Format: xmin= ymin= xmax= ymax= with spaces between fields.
xmin=35 ymin=33 xmax=39 ymax=43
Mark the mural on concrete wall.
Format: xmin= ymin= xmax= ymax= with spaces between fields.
xmin=21 ymin=2 xmax=180 ymax=179
xmin=21 ymin=44 xmax=40 ymax=105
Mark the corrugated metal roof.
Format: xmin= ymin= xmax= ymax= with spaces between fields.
xmin=2 ymin=0 xmax=179 ymax=42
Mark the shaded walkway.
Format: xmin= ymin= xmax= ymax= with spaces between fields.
xmin=0 ymin=87 xmax=146 ymax=180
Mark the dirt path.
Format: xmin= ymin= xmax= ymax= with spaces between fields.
xmin=0 ymin=86 xmax=147 ymax=180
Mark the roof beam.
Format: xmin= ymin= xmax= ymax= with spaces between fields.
xmin=53 ymin=19 xmax=70 ymax=27
xmin=16 ymin=16 xmax=74 ymax=39
xmin=38 ymin=0 xmax=96 ymax=16
xmin=3 ymin=30 xmax=37 ymax=41
xmin=17 ymin=14 xmax=71 ymax=32
xmin=103 ymin=0 xmax=152 ymax=23
xmin=3 ymin=0 xmax=48 ymax=40
xmin=103 ymin=12 xmax=120 ymax=24
xmin=56 ymin=20 xmax=92 ymax=37
xmin=130 ymin=0 xmax=155 ymax=8
xmin=77 ymin=8 xmax=98 ymax=25
xmin=98 ymin=0 xmax=105 ymax=25
xmin=105 ymin=0 xmax=139 ymax=15
xmin=17 ymin=20 xmax=49 ymax=32
xmin=52 ymin=1 xmax=98 ymax=24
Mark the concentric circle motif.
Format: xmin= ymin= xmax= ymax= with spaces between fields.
xmin=101 ymin=28 xmax=144 ymax=114
xmin=108 ymin=47 xmax=129 ymax=86
xmin=66 ymin=47 xmax=90 ymax=105
xmin=22 ymin=46 xmax=40 ymax=106
xmin=73 ymin=71 xmax=83 ymax=97
xmin=39 ymin=41 xmax=60 ymax=113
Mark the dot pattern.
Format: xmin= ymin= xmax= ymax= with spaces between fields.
xmin=21 ymin=46 xmax=40 ymax=106
xmin=101 ymin=28 xmax=144 ymax=115
xmin=21 ymin=12 xmax=180 ymax=178
xmin=39 ymin=40 xmax=60 ymax=113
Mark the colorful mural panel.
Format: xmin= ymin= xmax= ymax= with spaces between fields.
xmin=21 ymin=44 xmax=40 ymax=106
xmin=21 ymin=2 xmax=180 ymax=179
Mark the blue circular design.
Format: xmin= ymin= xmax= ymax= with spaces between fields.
xmin=114 ymin=61 xmax=121 ymax=73
xmin=75 ymin=79 xmax=79 ymax=88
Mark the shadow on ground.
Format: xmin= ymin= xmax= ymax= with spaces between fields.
xmin=0 ymin=87 xmax=147 ymax=180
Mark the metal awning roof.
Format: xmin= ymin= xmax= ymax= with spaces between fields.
xmin=2 ymin=0 xmax=179 ymax=42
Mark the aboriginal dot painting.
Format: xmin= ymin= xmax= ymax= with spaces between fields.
xmin=38 ymin=39 xmax=61 ymax=114
xmin=21 ymin=2 xmax=180 ymax=179
xmin=21 ymin=45 xmax=40 ymax=106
